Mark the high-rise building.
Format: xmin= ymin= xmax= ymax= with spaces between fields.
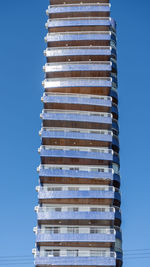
xmin=33 ymin=0 xmax=122 ymax=266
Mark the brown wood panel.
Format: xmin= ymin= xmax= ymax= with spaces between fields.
xmin=43 ymin=120 xmax=111 ymax=130
xmin=50 ymin=12 xmax=110 ymax=19
xmin=36 ymin=241 xmax=114 ymax=248
xmin=50 ymin=0 xmax=109 ymax=4
xmin=46 ymin=71 xmax=110 ymax=79
xmin=41 ymin=157 xmax=112 ymax=166
xmin=44 ymin=103 xmax=110 ymax=112
xmin=42 ymin=138 xmax=110 ymax=147
xmin=39 ymin=176 xmax=113 ymax=186
xmin=47 ymin=55 xmax=112 ymax=63
xmin=49 ymin=26 xmax=110 ymax=33
xmin=39 ymin=199 xmax=113 ymax=205
xmin=48 ymin=40 xmax=110 ymax=48
xmin=38 ymin=219 xmax=114 ymax=226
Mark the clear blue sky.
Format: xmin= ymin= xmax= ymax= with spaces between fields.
xmin=0 ymin=0 xmax=149 ymax=266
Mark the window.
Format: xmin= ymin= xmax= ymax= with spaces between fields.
xmin=53 ymin=250 xmax=60 ymax=257
xmin=55 ymin=208 xmax=61 ymax=212
xmin=67 ymin=250 xmax=78 ymax=257
xmin=45 ymin=250 xmax=53 ymax=257
xmin=68 ymin=227 xmax=79 ymax=234
xmin=68 ymin=187 xmax=79 ymax=191
xmin=68 ymin=207 xmax=78 ymax=212
xmin=90 ymin=250 xmax=106 ymax=257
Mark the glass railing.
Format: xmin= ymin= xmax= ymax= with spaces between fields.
xmin=37 ymin=164 xmax=114 ymax=173
xmin=42 ymin=92 xmax=112 ymax=101
xmin=36 ymin=206 xmax=115 ymax=213
xmin=34 ymin=250 xmax=116 ymax=258
xmin=39 ymin=146 xmax=113 ymax=154
xmin=36 ymin=227 xmax=116 ymax=235
xmin=37 ymin=185 xmax=119 ymax=192
xmin=44 ymin=45 xmax=113 ymax=54
xmin=41 ymin=109 xmax=112 ymax=118
xmin=47 ymin=3 xmax=111 ymax=8
xmin=40 ymin=127 xmax=113 ymax=136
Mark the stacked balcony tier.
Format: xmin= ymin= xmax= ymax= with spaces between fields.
xmin=34 ymin=1 xmax=122 ymax=267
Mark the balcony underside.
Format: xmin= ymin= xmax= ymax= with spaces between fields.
xmin=38 ymin=199 xmax=119 ymax=206
xmin=49 ymin=25 xmax=110 ymax=33
xmin=47 ymin=55 xmax=113 ymax=63
xmin=43 ymin=121 xmax=112 ymax=131
xmin=45 ymin=71 xmax=114 ymax=79
xmin=38 ymin=219 xmax=120 ymax=227
xmin=42 ymin=138 xmax=109 ymax=147
xmin=43 ymin=103 xmax=111 ymax=112
xmin=40 ymin=157 xmax=118 ymax=166
xmin=49 ymin=12 xmax=110 ymax=19
xmin=50 ymin=0 xmax=110 ymax=4
xmin=48 ymin=40 xmax=111 ymax=48
xmin=36 ymin=241 xmax=115 ymax=248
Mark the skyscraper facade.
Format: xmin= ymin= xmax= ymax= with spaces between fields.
xmin=33 ymin=0 xmax=122 ymax=266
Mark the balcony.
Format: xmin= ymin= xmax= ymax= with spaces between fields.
xmin=42 ymin=94 xmax=112 ymax=106
xmin=39 ymin=146 xmax=119 ymax=165
xmin=42 ymin=77 xmax=116 ymax=90
xmin=43 ymin=61 xmax=117 ymax=78
xmin=35 ymin=228 xmax=121 ymax=243
xmin=44 ymin=46 xmax=116 ymax=58
xmin=41 ymin=110 xmax=119 ymax=133
xmin=45 ymin=18 xmax=115 ymax=29
xmin=38 ymin=165 xmax=120 ymax=184
xmin=45 ymin=31 xmax=116 ymax=44
xmin=41 ymin=109 xmax=112 ymax=123
xmin=36 ymin=207 xmax=121 ymax=223
xmin=43 ymin=61 xmax=115 ymax=72
xmin=46 ymin=4 xmax=111 ymax=17
xmin=40 ymin=128 xmax=119 ymax=148
xmin=34 ymin=254 xmax=116 ymax=266
xmin=42 ymin=93 xmax=118 ymax=115
xmin=37 ymin=185 xmax=120 ymax=199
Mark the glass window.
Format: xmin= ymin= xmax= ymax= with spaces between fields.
xmin=67 ymin=250 xmax=78 ymax=257
xmin=68 ymin=227 xmax=79 ymax=234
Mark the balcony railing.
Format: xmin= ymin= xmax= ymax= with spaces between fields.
xmin=42 ymin=77 xmax=117 ymax=90
xmin=34 ymin=254 xmax=118 ymax=266
xmin=36 ymin=206 xmax=121 ymax=222
xmin=45 ymin=31 xmax=116 ymax=43
xmin=39 ymin=146 xmax=113 ymax=154
xmin=43 ymin=61 xmax=115 ymax=73
xmin=44 ymin=46 xmax=116 ymax=57
xmin=42 ymin=92 xmax=112 ymax=101
xmin=39 ymin=127 xmax=113 ymax=136
xmin=46 ymin=4 xmax=111 ymax=15
xmin=45 ymin=18 xmax=114 ymax=28
xmin=37 ymin=164 xmax=114 ymax=174
xmin=35 ymin=228 xmax=116 ymax=235
xmin=41 ymin=109 xmax=112 ymax=117
xmin=35 ymin=206 xmax=116 ymax=213
xmin=34 ymin=250 xmax=116 ymax=258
